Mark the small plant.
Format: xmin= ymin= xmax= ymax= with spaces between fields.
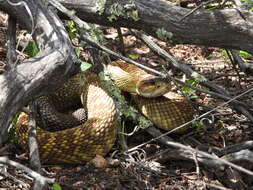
xmin=218 ymin=119 xmax=224 ymax=128
xmin=108 ymin=3 xmax=124 ymax=21
xmin=191 ymin=121 xmax=208 ymax=132
xmin=80 ymin=61 xmax=92 ymax=72
xmin=66 ymin=21 xmax=78 ymax=40
xmin=8 ymin=112 xmax=22 ymax=143
xmin=89 ymin=25 xmax=106 ymax=44
xmin=181 ymin=72 xmax=207 ymax=99
xmin=25 ymin=41 xmax=39 ymax=57
xmin=108 ymin=1 xmax=139 ymax=22
xmin=182 ymin=79 xmax=199 ymax=99
xmin=156 ymin=28 xmax=173 ymax=42
xmin=52 ymin=184 xmax=62 ymax=190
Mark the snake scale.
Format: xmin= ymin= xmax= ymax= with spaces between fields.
xmin=16 ymin=72 xmax=117 ymax=164
xmin=16 ymin=62 xmax=195 ymax=164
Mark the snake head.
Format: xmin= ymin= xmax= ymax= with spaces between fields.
xmin=136 ymin=77 xmax=172 ymax=98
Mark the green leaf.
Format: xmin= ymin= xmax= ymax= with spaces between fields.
xmin=127 ymin=54 xmax=139 ymax=60
xmin=25 ymin=41 xmax=39 ymax=57
xmin=52 ymin=184 xmax=62 ymax=190
xmin=80 ymin=62 xmax=92 ymax=71
xmin=182 ymin=86 xmax=198 ymax=99
xmin=89 ymin=177 xmax=97 ymax=182
xmin=237 ymin=50 xmax=253 ymax=59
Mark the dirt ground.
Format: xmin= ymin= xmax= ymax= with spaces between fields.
xmin=0 ymin=11 xmax=253 ymax=190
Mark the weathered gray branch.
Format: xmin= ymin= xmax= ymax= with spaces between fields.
xmin=146 ymin=137 xmax=253 ymax=176
xmin=0 ymin=0 xmax=79 ymax=140
xmin=0 ymin=156 xmax=54 ymax=185
xmin=59 ymin=0 xmax=253 ymax=54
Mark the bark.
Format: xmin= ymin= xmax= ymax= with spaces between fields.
xmin=59 ymin=0 xmax=253 ymax=54
xmin=0 ymin=0 xmax=79 ymax=139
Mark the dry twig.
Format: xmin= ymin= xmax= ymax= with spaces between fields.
xmin=0 ymin=157 xmax=54 ymax=185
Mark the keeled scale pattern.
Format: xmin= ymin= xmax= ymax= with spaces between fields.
xmin=133 ymin=93 xmax=195 ymax=133
xmin=16 ymin=72 xmax=117 ymax=164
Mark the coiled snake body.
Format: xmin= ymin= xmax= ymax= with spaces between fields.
xmin=16 ymin=72 xmax=117 ymax=164
xmin=16 ymin=62 xmax=195 ymax=164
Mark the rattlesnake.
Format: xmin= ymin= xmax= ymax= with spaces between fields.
xmin=16 ymin=62 xmax=195 ymax=164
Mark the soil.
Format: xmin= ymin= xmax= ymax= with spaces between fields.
xmin=0 ymin=10 xmax=253 ymax=190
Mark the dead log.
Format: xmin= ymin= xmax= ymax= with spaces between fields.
xmin=59 ymin=0 xmax=253 ymax=53
xmin=0 ymin=0 xmax=79 ymax=140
